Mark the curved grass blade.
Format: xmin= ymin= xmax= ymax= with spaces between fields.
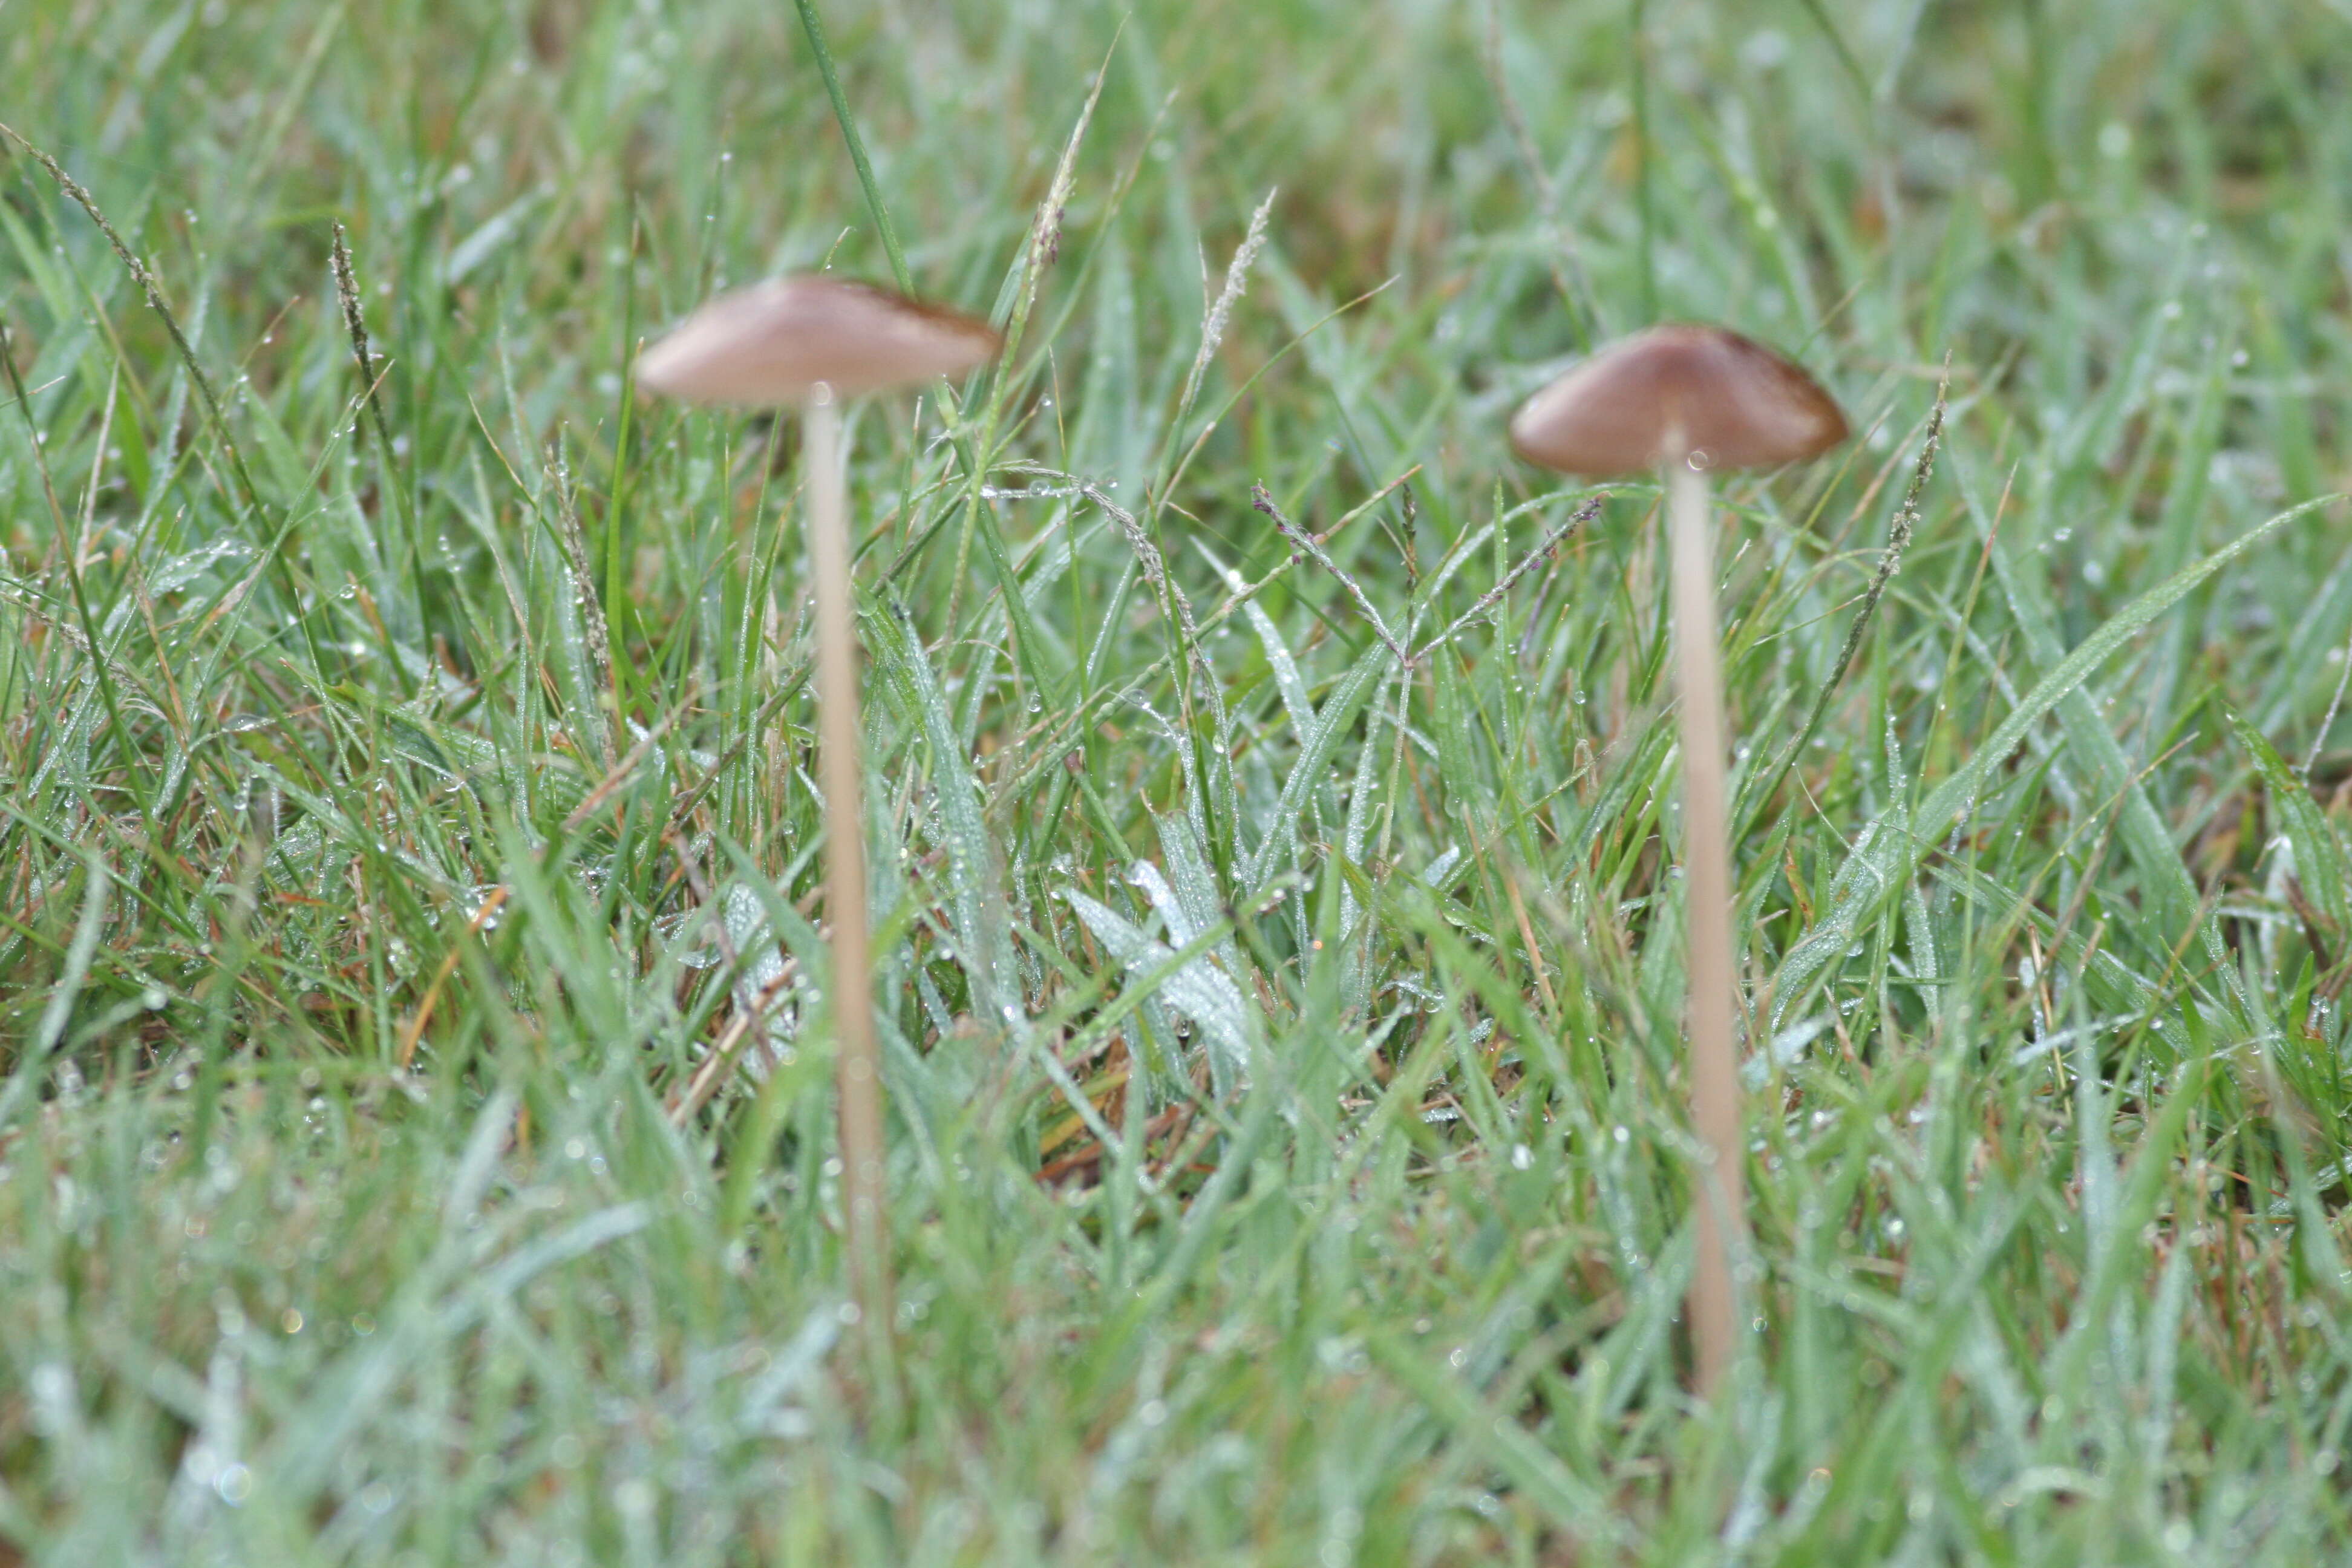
xmin=1775 ymin=494 xmax=2337 ymax=1024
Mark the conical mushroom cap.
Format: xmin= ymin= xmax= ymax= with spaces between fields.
xmin=637 ymin=275 xmax=1001 ymax=407
xmin=1509 ymin=324 xmax=1847 ymax=477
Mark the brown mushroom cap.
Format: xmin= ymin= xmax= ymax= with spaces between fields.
xmin=1508 ymin=323 xmax=1847 ymax=477
xmin=636 ymin=275 xmax=1001 ymax=406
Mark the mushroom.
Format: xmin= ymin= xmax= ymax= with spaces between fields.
xmin=640 ymin=275 xmax=1000 ymax=1327
xmin=1509 ymin=322 xmax=1847 ymax=1398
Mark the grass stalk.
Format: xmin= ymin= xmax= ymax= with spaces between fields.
xmin=792 ymin=0 xmax=913 ymax=297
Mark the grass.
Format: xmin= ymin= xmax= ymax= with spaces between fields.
xmin=2 ymin=0 xmax=2350 ymax=1560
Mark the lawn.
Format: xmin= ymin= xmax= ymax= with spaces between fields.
xmin=2 ymin=0 xmax=2350 ymax=1561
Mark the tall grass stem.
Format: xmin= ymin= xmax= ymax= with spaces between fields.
xmin=792 ymin=0 xmax=913 ymax=297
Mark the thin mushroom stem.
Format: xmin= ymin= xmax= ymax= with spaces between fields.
xmin=804 ymin=384 xmax=892 ymax=1348
xmin=1664 ymin=452 xmax=1747 ymax=1401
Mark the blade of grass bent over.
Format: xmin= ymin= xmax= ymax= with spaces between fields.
xmin=1774 ymin=494 xmax=2339 ymax=1026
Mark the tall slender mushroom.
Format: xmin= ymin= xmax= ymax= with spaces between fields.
xmin=639 ymin=276 xmax=999 ymax=1334
xmin=1509 ymin=323 xmax=1846 ymax=1399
